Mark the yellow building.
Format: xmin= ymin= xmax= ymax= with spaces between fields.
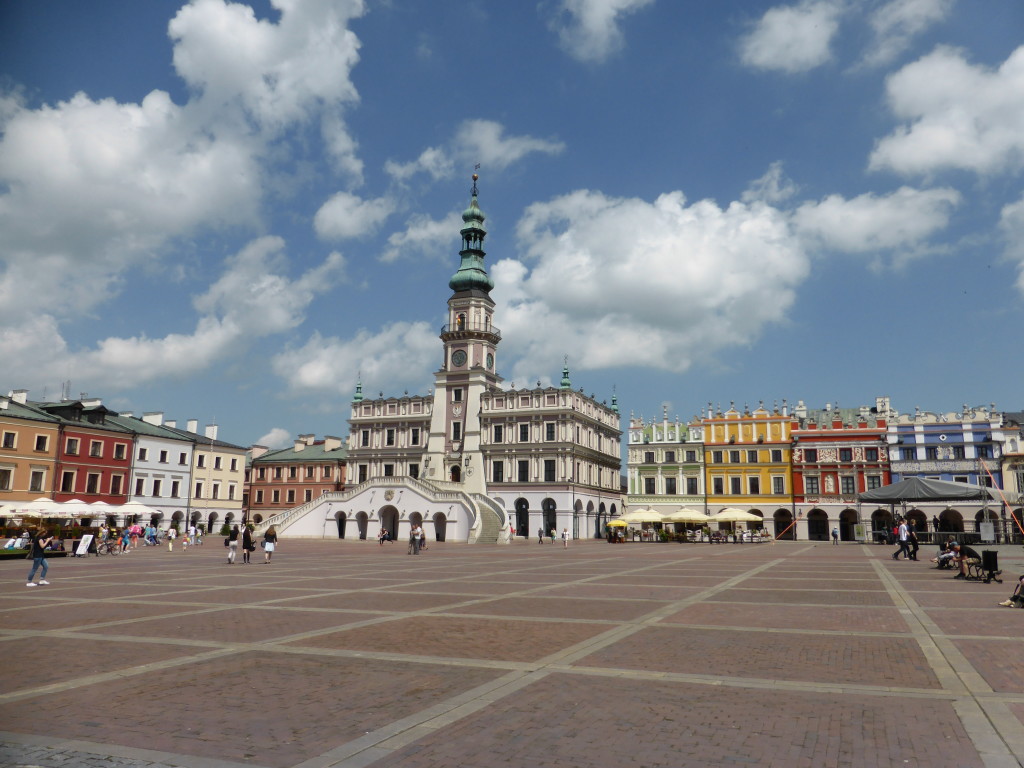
xmin=695 ymin=401 xmax=797 ymax=537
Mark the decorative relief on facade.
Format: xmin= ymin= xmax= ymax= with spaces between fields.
xmin=824 ymin=476 xmax=835 ymax=493
xmin=819 ymin=447 xmax=839 ymax=462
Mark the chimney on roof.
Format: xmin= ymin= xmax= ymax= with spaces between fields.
xmin=121 ymin=411 xmax=133 ymax=418
xmin=10 ymin=390 xmax=28 ymax=404
xmin=142 ymin=412 xmax=164 ymax=426
xmin=323 ymin=435 xmax=342 ymax=451
xmin=294 ymin=438 xmax=306 ymax=452
xmin=250 ymin=445 xmax=270 ymax=459
xmin=0 ymin=397 xmax=8 ymax=410
xmin=204 ymin=425 xmax=218 ymax=441
xmin=165 ymin=420 xmax=176 ymax=428
xmin=187 ymin=419 xmax=198 ymax=434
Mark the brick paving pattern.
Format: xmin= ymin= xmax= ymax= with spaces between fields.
xmin=1 ymin=539 xmax=1022 ymax=768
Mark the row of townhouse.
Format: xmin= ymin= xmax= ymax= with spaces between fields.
xmin=626 ymin=397 xmax=1023 ymax=542
xmin=0 ymin=390 xmax=246 ymax=533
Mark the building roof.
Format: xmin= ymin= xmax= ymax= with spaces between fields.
xmin=252 ymin=442 xmax=348 ymax=463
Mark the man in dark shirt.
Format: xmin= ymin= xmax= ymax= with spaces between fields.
xmin=26 ymin=528 xmax=54 ymax=587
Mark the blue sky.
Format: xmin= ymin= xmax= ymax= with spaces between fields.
xmin=1 ymin=0 xmax=1022 ymax=450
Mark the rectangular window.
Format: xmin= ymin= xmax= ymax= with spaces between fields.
xmin=665 ymin=451 xmax=675 ymax=463
xmin=729 ymin=450 xmax=740 ymax=463
xmin=383 ymin=464 xmax=394 ymax=477
xmin=195 ymin=481 xmax=204 ymax=499
xmin=771 ymin=449 xmax=783 ymax=463
xmin=665 ymin=477 xmax=677 ymax=495
xmin=519 ymin=424 xmax=529 ymax=442
xmin=453 ymin=423 xmax=462 ymax=440
xmin=29 ymin=470 xmax=44 ymax=493
xmin=306 ymin=466 xmax=315 ymax=478
xmin=135 ymin=477 xmax=145 ymax=495
xmin=730 ymin=477 xmax=742 ymax=494
xmin=839 ymin=448 xmax=853 ymax=462
xmin=60 ymin=471 xmax=75 ymax=493
xmin=214 ymin=456 xmax=222 ymax=470
xmin=272 ymin=489 xmax=280 ymax=504
xmin=361 ymin=430 xmax=370 ymax=447
xmin=152 ymin=479 xmax=162 ymax=497
xmin=902 ymin=447 xmax=916 ymax=461
xmin=685 ymin=450 xmax=697 ymax=462
xmin=257 ymin=467 xmax=266 ymax=480
xmin=925 ymin=446 xmax=937 ymax=460
xmin=686 ymin=477 xmax=698 ymax=495
xmin=977 ymin=445 xmax=993 ymax=459
xmin=804 ymin=449 xmax=817 ymax=463
xmin=772 ymin=476 xmax=785 ymax=495
xmin=256 ymin=490 xmax=264 ymax=504
xmin=953 ymin=446 xmax=965 ymax=459
xmin=171 ymin=480 xmax=180 ymax=498
xmin=712 ymin=450 xmax=723 ymax=464
xmin=0 ymin=468 xmax=11 ymax=490
xmin=196 ymin=454 xmax=205 ymax=469
xmin=867 ymin=475 xmax=882 ymax=490
xmin=212 ymin=483 xmax=220 ymax=500
xmin=1 ymin=432 xmax=15 ymax=449
xmin=493 ymin=425 xmax=503 ymax=443
xmin=712 ymin=477 xmax=723 ymax=495
xmin=386 ymin=429 xmax=395 ymax=446
xmin=274 ymin=467 xmax=282 ymax=480
xmin=409 ymin=463 xmax=419 ymax=479
xmin=34 ymin=435 xmax=48 ymax=452
xmin=289 ymin=466 xmax=297 ymax=479
xmin=544 ymin=459 xmax=556 ymax=482
xmin=157 ymin=450 xmax=167 ymax=463
xmin=228 ymin=484 xmax=236 ymax=500
xmin=66 ymin=438 xmax=79 ymax=455
xmin=518 ymin=460 xmax=529 ymax=482
xmin=85 ymin=473 xmax=100 ymax=494
xmin=112 ymin=443 xmax=125 ymax=460
xmin=747 ymin=450 xmax=758 ymax=463
xmin=644 ymin=451 xmax=655 ymax=463
xmin=865 ymin=447 xmax=879 ymax=462
xmin=411 ymin=428 xmax=420 ymax=446
xmin=453 ymin=389 xmax=463 ymax=402
xmin=493 ymin=461 xmax=504 ymax=483
xmin=644 ymin=477 xmax=656 ymax=494
xmin=841 ymin=476 xmax=856 ymax=494
xmin=230 ymin=458 xmax=238 ymax=472
xmin=748 ymin=477 xmax=760 ymax=495
xmin=546 ymin=423 xmax=556 ymax=441
xmin=110 ymin=475 xmax=123 ymax=495
xmin=358 ymin=465 xmax=368 ymax=483
xmin=179 ymin=452 xmax=188 ymax=465
xmin=805 ymin=476 xmax=820 ymax=495
xmin=304 ymin=489 xmax=312 ymax=502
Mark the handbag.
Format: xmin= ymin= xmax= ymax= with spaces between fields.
xmin=223 ymin=538 xmax=229 ymax=547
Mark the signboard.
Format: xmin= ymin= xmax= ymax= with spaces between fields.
xmin=979 ymin=522 xmax=995 ymax=543
xmin=75 ymin=534 xmax=94 ymax=557
xmin=853 ymin=523 xmax=868 ymax=542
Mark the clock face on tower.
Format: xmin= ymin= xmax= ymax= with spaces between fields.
xmin=486 ymin=353 xmax=494 ymax=369
xmin=451 ymin=350 xmax=467 ymax=367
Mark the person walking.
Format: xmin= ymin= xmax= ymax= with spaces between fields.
xmin=263 ymin=526 xmax=277 ymax=563
xmin=26 ymin=528 xmax=54 ymax=587
xmin=419 ymin=526 xmax=427 ymax=552
xmin=242 ymin=524 xmax=254 ymax=564
xmin=831 ymin=527 xmax=839 ymax=545
xmin=561 ymin=528 xmax=569 ymax=548
xmin=892 ymin=518 xmax=910 ymax=560
xmin=378 ymin=528 xmax=388 ymax=546
xmin=408 ymin=524 xmax=421 ymax=555
xmin=226 ymin=524 xmax=239 ymax=564
xmin=537 ymin=527 xmax=544 ymax=544
xmin=908 ymin=522 xmax=920 ymax=561
xmin=167 ymin=526 xmax=176 ymax=552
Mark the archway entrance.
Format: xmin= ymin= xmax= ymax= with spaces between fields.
xmin=939 ymin=509 xmax=964 ymax=533
xmin=773 ymin=509 xmax=794 ymax=540
xmin=380 ymin=506 xmax=399 ymax=542
xmin=839 ymin=508 xmax=858 ymax=541
xmin=542 ymin=498 xmax=557 ymax=537
xmin=335 ymin=512 xmax=346 ymax=539
xmin=450 ymin=465 xmax=461 ymax=483
xmin=356 ymin=512 xmax=368 ymax=540
xmin=433 ymin=512 xmax=447 ymax=542
xmin=515 ymin=498 xmax=529 ymax=537
xmin=806 ymin=509 xmax=828 ymax=540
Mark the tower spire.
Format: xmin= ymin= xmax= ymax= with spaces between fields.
xmin=448 ymin=171 xmax=494 ymax=293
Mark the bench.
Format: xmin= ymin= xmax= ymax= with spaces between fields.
xmin=958 ymin=546 xmax=1002 ymax=584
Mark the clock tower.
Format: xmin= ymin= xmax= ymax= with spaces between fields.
xmin=423 ymin=174 xmax=502 ymax=491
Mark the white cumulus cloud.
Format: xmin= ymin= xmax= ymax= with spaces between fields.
xmin=256 ymin=427 xmax=293 ymax=449
xmin=861 ymin=0 xmax=954 ymax=68
xmin=739 ymin=0 xmax=844 ymax=73
xmin=314 ymin=191 xmax=396 ymax=240
xmin=870 ymin=45 xmax=1024 ymax=176
xmin=546 ymin=0 xmax=656 ymax=63
xmin=380 ymin=212 xmax=462 ymax=263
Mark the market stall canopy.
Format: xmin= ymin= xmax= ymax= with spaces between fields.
xmin=665 ymin=508 xmax=708 ymax=523
xmin=859 ymin=477 xmax=1001 ymax=503
xmin=712 ymin=508 xmax=762 ymax=523
xmin=620 ymin=509 xmax=666 ymax=523
xmin=606 ymin=519 xmax=628 ymax=527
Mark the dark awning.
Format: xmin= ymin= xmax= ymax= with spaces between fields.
xmin=859 ymin=477 xmax=1000 ymax=503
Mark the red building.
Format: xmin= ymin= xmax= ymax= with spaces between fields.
xmin=36 ymin=401 xmax=135 ymax=504
xmin=245 ymin=435 xmax=347 ymax=523
xmin=791 ymin=399 xmax=892 ymax=541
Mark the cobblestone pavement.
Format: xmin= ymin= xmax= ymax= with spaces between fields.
xmin=2 ymin=539 xmax=1023 ymax=768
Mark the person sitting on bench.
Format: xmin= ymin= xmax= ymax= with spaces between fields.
xmin=932 ymin=539 xmax=958 ymax=568
xmin=998 ymin=574 xmax=1024 ymax=607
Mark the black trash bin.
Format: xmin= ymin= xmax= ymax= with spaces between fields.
xmin=981 ymin=550 xmax=1002 ymax=583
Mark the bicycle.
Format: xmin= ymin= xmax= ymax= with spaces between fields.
xmin=95 ymin=539 xmax=121 ymax=556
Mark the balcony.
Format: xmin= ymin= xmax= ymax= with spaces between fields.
xmin=440 ymin=322 xmax=501 ymax=340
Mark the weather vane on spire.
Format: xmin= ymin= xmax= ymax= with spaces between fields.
xmin=472 ymin=164 xmax=480 ymax=195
